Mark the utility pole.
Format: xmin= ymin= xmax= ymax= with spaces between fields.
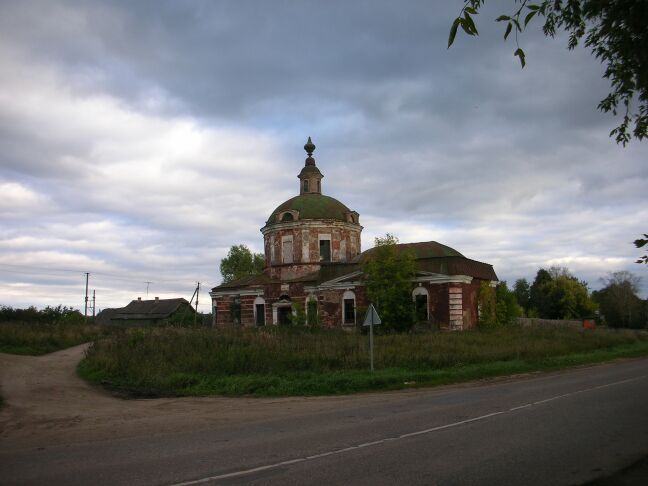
xmin=145 ymin=281 xmax=152 ymax=297
xmin=84 ymin=272 xmax=90 ymax=323
xmin=194 ymin=282 xmax=200 ymax=326
xmin=92 ymin=290 xmax=96 ymax=319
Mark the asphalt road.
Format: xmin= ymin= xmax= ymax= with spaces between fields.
xmin=2 ymin=358 xmax=648 ymax=486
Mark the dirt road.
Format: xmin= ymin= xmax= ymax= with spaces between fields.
xmin=0 ymin=344 xmax=411 ymax=450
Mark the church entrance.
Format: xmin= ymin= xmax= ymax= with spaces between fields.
xmin=277 ymin=306 xmax=292 ymax=325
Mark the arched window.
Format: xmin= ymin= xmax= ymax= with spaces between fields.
xmin=303 ymin=180 xmax=309 ymax=192
xmin=342 ymin=290 xmax=356 ymax=325
xmin=412 ymin=287 xmax=429 ymax=321
xmin=281 ymin=212 xmax=294 ymax=222
xmin=254 ymin=296 xmax=266 ymax=326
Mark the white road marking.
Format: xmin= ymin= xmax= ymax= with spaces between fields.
xmin=171 ymin=374 xmax=647 ymax=485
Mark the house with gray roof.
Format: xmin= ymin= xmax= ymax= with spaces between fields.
xmin=97 ymin=297 xmax=195 ymax=326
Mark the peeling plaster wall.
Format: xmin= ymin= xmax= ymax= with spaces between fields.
xmin=262 ymin=220 xmax=362 ymax=280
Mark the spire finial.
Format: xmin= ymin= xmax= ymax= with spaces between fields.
xmin=304 ymin=136 xmax=316 ymax=157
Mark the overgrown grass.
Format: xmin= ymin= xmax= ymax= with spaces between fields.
xmin=0 ymin=321 xmax=113 ymax=355
xmin=78 ymin=326 xmax=648 ymax=397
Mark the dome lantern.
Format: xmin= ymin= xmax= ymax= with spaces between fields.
xmin=298 ymin=136 xmax=323 ymax=195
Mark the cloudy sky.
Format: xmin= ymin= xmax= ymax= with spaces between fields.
xmin=1 ymin=0 xmax=646 ymax=313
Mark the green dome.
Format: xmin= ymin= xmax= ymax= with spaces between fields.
xmin=266 ymin=194 xmax=353 ymax=225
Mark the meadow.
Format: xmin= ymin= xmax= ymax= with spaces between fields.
xmin=0 ymin=321 xmax=111 ymax=355
xmin=78 ymin=326 xmax=648 ymax=397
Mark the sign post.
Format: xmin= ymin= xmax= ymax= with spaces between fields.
xmin=362 ymin=304 xmax=382 ymax=372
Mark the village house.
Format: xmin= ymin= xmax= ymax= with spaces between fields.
xmin=96 ymin=297 xmax=195 ymax=326
xmin=210 ymin=138 xmax=498 ymax=330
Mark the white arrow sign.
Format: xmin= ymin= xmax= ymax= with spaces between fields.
xmin=363 ymin=304 xmax=381 ymax=326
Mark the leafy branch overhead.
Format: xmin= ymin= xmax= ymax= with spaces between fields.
xmin=635 ymin=234 xmax=648 ymax=264
xmin=448 ymin=0 xmax=648 ymax=145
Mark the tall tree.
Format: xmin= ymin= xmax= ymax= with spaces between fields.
xmin=219 ymin=245 xmax=265 ymax=283
xmin=448 ymin=1 xmax=648 ymax=145
xmin=362 ymin=234 xmax=416 ymax=332
xmin=593 ymin=271 xmax=646 ymax=328
xmin=513 ymin=278 xmax=531 ymax=313
xmin=529 ymin=267 xmax=597 ymax=319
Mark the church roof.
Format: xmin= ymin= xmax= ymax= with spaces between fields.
xmin=353 ymin=241 xmax=465 ymax=262
xmin=266 ymin=193 xmax=352 ymax=224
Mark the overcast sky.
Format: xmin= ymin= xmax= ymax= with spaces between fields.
xmin=1 ymin=0 xmax=646 ymax=313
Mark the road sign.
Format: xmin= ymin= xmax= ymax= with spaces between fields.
xmin=363 ymin=304 xmax=381 ymax=326
xmin=363 ymin=304 xmax=381 ymax=372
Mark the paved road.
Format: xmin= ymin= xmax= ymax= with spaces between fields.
xmin=1 ymin=356 xmax=648 ymax=485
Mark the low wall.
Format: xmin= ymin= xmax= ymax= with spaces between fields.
xmin=517 ymin=317 xmax=582 ymax=329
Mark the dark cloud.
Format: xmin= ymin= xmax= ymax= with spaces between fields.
xmin=0 ymin=0 xmax=646 ymax=310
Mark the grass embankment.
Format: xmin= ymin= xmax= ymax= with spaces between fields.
xmin=0 ymin=322 xmax=110 ymax=355
xmin=78 ymin=326 xmax=648 ymax=397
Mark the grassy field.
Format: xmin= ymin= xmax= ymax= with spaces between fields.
xmin=0 ymin=322 xmax=111 ymax=355
xmin=78 ymin=326 xmax=648 ymax=397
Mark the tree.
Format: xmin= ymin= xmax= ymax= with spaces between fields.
xmin=448 ymin=1 xmax=648 ymax=145
xmin=219 ymin=245 xmax=265 ymax=283
xmin=528 ymin=267 xmax=597 ymax=319
xmin=496 ymin=281 xmax=523 ymax=325
xmin=362 ymin=234 xmax=416 ymax=332
xmin=513 ymin=278 xmax=531 ymax=313
xmin=477 ymin=280 xmax=497 ymax=327
xmin=593 ymin=271 xmax=646 ymax=328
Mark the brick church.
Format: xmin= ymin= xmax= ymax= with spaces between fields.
xmin=210 ymin=138 xmax=497 ymax=330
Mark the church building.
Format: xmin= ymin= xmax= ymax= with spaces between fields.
xmin=210 ymin=138 xmax=497 ymax=330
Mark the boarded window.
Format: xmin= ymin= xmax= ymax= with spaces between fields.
xmin=344 ymin=298 xmax=355 ymax=324
xmin=255 ymin=304 xmax=265 ymax=326
xmin=282 ymin=239 xmax=293 ymax=263
xmin=319 ymin=239 xmax=331 ymax=262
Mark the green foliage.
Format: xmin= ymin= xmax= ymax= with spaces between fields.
xmin=635 ymin=234 xmax=648 ymax=264
xmin=0 ymin=305 xmax=84 ymax=324
xmin=449 ymin=0 xmax=648 ymax=145
xmin=219 ymin=244 xmax=265 ymax=283
xmin=528 ymin=267 xmax=597 ymax=319
xmin=478 ymin=281 xmax=497 ymax=327
xmin=496 ymin=281 xmax=523 ymax=325
xmin=0 ymin=321 xmax=113 ymax=355
xmin=362 ymin=234 xmax=416 ymax=332
xmin=79 ymin=326 xmax=648 ymax=397
xmin=513 ymin=278 xmax=531 ymax=313
xmin=289 ymin=302 xmax=307 ymax=326
xmin=592 ymin=271 xmax=646 ymax=329
xmin=306 ymin=300 xmax=319 ymax=327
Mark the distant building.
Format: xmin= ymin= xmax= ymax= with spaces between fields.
xmin=96 ymin=297 xmax=195 ymax=326
xmin=210 ymin=138 xmax=498 ymax=330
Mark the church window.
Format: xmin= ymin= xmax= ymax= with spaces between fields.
xmin=303 ymin=180 xmax=309 ymax=192
xmin=342 ymin=290 xmax=356 ymax=325
xmin=230 ymin=296 xmax=241 ymax=325
xmin=281 ymin=212 xmax=294 ymax=222
xmin=319 ymin=239 xmax=331 ymax=262
xmin=317 ymin=180 xmax=320 ymax=192
xmin=412 ymin=287 xmax=429 ymax=321
xmin=254 ymin=296 xmax=266 ymax=326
